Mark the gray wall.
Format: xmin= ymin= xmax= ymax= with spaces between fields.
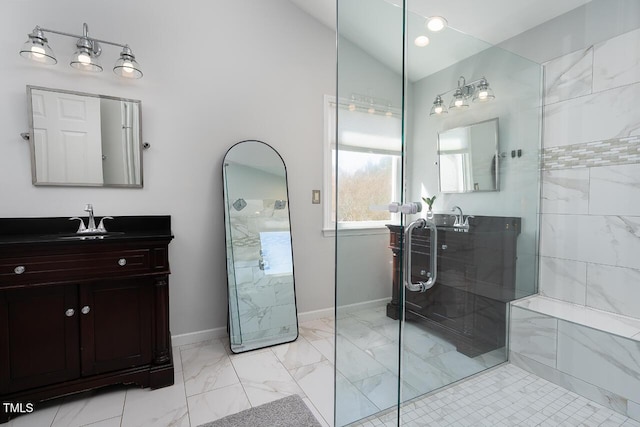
xmin=0 ymin=0 xmax=336 ymax=337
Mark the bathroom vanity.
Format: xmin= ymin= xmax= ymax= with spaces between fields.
xmin=387 ymin=215 xmax=520 ymax=357
xmin=0 ymin=216 xmax=173 ymax=423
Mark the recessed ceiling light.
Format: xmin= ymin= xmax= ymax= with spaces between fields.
xmin=414 ymin=35 xmax=430 ymax=47
xmin=426 ymin=16 xmax=447 ymax=32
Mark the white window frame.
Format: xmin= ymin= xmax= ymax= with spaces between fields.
xmin=322 ymin=95 xmax=402 ymax=237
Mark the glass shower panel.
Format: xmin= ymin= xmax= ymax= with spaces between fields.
xmin=335 ymin=0 xmax=542 ymax=425
xmin=401 ymin=1 xmax=542 ymax=423
xmin=335 ymin=0 xmax=405 ymax=425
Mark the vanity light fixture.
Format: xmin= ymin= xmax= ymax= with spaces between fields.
xmin=429 ymin=75 xmax=496 ymax=116
xmin=20 ymin=23 xmax=143 ymax=79
xmin=336 ymin=93 xmax=399 ymax=118
xmin=430 ymin=95 xmax=448 ymax=115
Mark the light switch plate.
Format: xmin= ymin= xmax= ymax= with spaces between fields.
xmin=312 ymin=190 xmax=321 ymax=204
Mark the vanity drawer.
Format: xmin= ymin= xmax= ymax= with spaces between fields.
xmin=0 ymin=249 xmax=153 ymax=286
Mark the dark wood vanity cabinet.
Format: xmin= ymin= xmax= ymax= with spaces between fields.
xmin=0 ymin=217 xmax=173 ymax=423
xmin=387 ymin=216 xmax=520 ymax=357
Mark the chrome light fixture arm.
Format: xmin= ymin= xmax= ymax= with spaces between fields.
xmin=35 ymin=23 xmax=128 ymax=52
xmin=434 ymin=75 xmax=489 ymax=99
xmin=403 ymin=218 xmax=438 ymax=292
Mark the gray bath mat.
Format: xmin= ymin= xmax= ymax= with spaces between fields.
xmin=197 ymin=394 xmax=323 ymax=427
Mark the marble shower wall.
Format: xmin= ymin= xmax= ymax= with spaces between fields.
xmin=539 ymin=27 xmax=640 ymax=320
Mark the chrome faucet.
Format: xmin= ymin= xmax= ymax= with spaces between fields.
xmin=451 ymin=206 xmax=474 ymax=232
xmin=84 ymin=204 xmax=96 ymax=231
xmin=451 ymin=206 xmax=464 ymax=227
xmin=69 ymin=204 xmax=113 ymax=234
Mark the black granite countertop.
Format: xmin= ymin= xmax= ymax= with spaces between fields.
xmin=387 ymin=214 xmax=521 ymax=234
xmin=0 ymin=216 xmax=173 ymax=245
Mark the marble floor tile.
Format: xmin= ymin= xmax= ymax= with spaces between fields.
xmin=85 ymin=417 xmax=122 ymax=427
xmin=335 ymin=335 xmax=388 ymax=383
xmin=186 ymin=383 xmax=251 ymax=426
xmin=122 ymin=371 xmax=189 ymax=427
xmin=307 ymin=336 xmax=335 ymax=363
xmin=291 ymin=359 xmax=335 ymax=425
xmin=336 ymin=317 xmax=394 ymax=350
xmin=6 ymin=400 xmax=60 ymax=427
xmin=51 ymin=386 xmax=126 ymax=427
xmin=335 ymin=374 xmax=379 ymax=426
xmin=231 ymin=350 xmax=305 ymax=406
xmin=352 ymin=370 xmax=421 ymax=411
xmin=271 ymin=335 xmax=326 ymax=370
xmin=299 ymin=317 xmax=335 ymax=341
xmin=181 ymin=338 xmax=239 ymax=396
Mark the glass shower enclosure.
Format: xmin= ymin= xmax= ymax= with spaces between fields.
xmin=334 ymin=0 xmax=542 ymax=425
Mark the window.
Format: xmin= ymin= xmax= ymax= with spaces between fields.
xmin=323 ymin=95 xmax=402 ymax=234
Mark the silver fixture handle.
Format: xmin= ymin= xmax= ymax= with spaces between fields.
xmin=65 ymin=308 xmax=75 ymax=317
xmin=441 ymin=244 xmax=448 ymax=250
xmin=14 ymin=266 xmax=26 ymax=275
xmin=81 ymin=305 xmax=90 ymax=315
xmin=69 ymin=217 xmax=87 ymax=232
xmin=97 ymin=216 xmax=114 ymax=232
xmin=118 ymin=258 xmax=127 ymax=266
xmin=404 ymin=218 xmax=437 ymax=292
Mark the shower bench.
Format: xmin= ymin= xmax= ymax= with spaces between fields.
xmin=510 ymin=295 xmax=640 ymax=421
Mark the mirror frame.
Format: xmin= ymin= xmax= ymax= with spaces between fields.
xmin=437 ymin=117 xmax=499 ymax=193
xmin=26 ymin=85 xmax=144 ymax=188
xmin=222 ymin=139 xmax=299 ymax=353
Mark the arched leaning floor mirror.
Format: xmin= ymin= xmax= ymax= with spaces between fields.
xmin=222 ymin=140 xmax=298 ymax=353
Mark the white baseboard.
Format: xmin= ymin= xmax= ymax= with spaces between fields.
xmin=171 ymin=298 xmax=390 ymax=348
xmin=171 ymin=326 xmax=227 ymax=347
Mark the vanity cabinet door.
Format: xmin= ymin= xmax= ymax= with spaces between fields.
xmin=0 ymin=285 xmax=80 ymax=393
xmin=79 ymin=278 xmax=153 ymax=376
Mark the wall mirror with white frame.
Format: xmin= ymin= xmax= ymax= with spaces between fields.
xmin=26 ymin=86 xmax=143 ymax=187
xmin=437 ymin=118 xmax=499 ymax=193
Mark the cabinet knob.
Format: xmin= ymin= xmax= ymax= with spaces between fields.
xmin=118 ymin=258 xmax=127 ymax=266
xmin=441 ymin=244 xmax=448 ymax=250
xmin=14 ymin=266 xmax=26 ymax=274
xmin=81 ymin=306 xmax=91 ymax=315
xmin=65 ymin=308 xmax=75 ymax=317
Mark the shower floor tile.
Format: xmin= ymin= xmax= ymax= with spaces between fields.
xmin=351 ymin=364 xmax=640 ymax=427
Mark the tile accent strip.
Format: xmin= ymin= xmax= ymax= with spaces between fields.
xmin=541 ymin=136 xmax=640 ymax=170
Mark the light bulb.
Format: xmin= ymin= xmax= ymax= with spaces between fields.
xmin=478 ymin=90 xmax=488 ymax=100
xmin=348 ymin=103 xmax=356 ymax=111
xmin=30 ymin=45 xmax=45 ymax=58
xmin=454 ymin=99 xmax=463 ymax=107
xmin=368 ymin=106 xmax=375 ymax=114
xmin=78 ymin=53 xmax=91 ymax=64
xmin=426 ymin=16 xmax=447 ymax=32
xmin=414 ymin=36 xmax=430 ymax=47
xmin=434 ymin=106 xmax=443 ymax=114
xmin=121 ymin=61 xmax=134 ymax=73
xmin=385 ymin=110 xmax=393 ymax=117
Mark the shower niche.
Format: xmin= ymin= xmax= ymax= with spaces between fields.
xmin=222 ymin=140 xmax=298 ymax=353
